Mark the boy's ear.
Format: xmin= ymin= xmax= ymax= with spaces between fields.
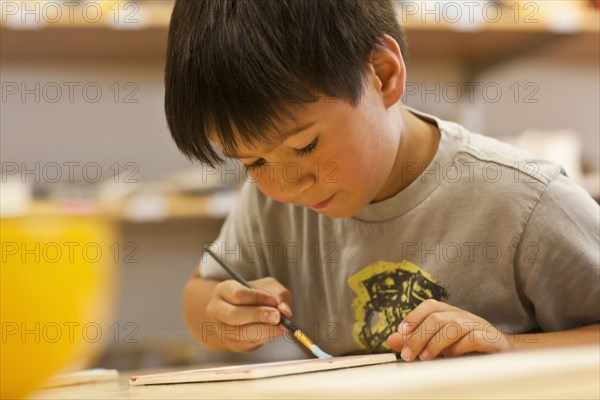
xmin=368 ymin=34 xmax=406 ymax=108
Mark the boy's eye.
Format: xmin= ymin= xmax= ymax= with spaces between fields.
xmin=295 ymin=137 xmax=318 ymax=156
xmin=243 ymin=158 xmax=266 ymax=171
xmin=243 ymin=137 xmax=318 ymax=170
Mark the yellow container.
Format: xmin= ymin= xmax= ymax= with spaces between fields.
xmin=1 ymin=214 xmax=116 ymax=399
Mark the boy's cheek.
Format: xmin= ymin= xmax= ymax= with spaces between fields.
xmin=251 ymin=170 xmax=322 ymax=205
xmin=253 ymin=180 xmax=285 ymax=203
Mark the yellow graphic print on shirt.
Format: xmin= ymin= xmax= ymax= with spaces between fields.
xmin=348 ymin=260 xmax=448 ymax=353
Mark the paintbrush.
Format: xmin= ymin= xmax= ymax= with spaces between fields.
xmin=203 ymin=246 xmax=332 ymax=359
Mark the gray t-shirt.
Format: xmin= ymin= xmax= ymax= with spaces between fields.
xmin=200 ymin=108 xmax=600 ymax=356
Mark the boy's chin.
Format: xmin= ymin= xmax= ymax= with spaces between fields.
xmin=311 ymin=204 xmax=358 ymax=219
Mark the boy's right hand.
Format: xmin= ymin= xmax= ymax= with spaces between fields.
xmin=206 ymin=277 xmax=293 ymax=352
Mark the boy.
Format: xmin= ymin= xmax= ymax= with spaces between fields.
xmin=165 ymin=0 xmax=599 ymax=361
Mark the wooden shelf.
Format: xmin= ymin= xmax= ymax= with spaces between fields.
xmin=6 ymin=191 xmax=235 ymax=222
xmin=1 ymin=1 xmax=598 ymax=65
xmin=101 ymin=191 xmax=236 ymax=222
xmin=0 ymin=0 xmax=174 ymax=60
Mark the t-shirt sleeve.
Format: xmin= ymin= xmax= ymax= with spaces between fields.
xmin=516 ymin=173 xmax=600 ymax=332
xmin=199 ymin=182 xmax=264 ymax=282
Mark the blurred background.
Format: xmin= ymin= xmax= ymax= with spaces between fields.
xmin=1 ymin=0 xmax=599 ymax=386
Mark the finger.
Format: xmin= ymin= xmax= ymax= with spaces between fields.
xmin=209 ymin=300 xmax=281 ymax=325
xmin=440 ymin=330 xmax=494 ymax=357
xmin=252 ymin=277 xmax=293 ymax=305
xmin=388 ymin=314 xmax=468 ymax=355
xmin=225 ymin=323 xmax=286 ymax=352
xmin=398 ymin=299 xmax=454 ymax=334
xmin=418 ymin=318 xmax=473 ymax=360
xmin=216 ymin=280 xmax=278 ymax=307
xmin=401 ymin=311 xmax=459 ymax=361
xmin=252 ymin=277 xmax=293 ymax=315
xmin=386 ymin=332 xmax=406 ymax=352
xmin=441 ymin=327 xmax=511 ymax=357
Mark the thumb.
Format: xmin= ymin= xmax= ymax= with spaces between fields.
xmin=251 ymin=277 xmax=293 ymax=317
xmin=278 ymin=302 xmax=292 ymax=318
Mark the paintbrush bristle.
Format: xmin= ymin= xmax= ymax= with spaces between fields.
xmin=310 ymin=345 xmax=333 ymax=359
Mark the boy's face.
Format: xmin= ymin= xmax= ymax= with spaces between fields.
xmin=218 ymin=72 xmax=403 ymax=219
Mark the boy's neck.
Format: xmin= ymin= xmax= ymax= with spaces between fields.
xmin=372 ymin=105 xmax=441 ymax=203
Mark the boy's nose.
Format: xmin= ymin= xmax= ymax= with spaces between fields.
xmin=278 ymin=171 xmax=315 ymax=198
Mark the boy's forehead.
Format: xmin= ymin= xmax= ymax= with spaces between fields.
xmin=211 ymin=103 xmax=321 ymax=158
xmin=213 ymin=120 xmax=317 ymax=159
xmin=214 ymin=137 xmax=278 ymax=159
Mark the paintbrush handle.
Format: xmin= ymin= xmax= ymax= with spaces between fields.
xmin=279 ymin=315 xmax=298 ymax=332
xmin=204 ymin=246 xmax=252 ymax=289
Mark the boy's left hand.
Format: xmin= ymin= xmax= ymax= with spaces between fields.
xmin=387 ymin=299 xmax=514 ymax=361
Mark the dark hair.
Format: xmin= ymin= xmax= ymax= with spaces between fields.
xmin=165 ymin=0 xmax=407 ymax=167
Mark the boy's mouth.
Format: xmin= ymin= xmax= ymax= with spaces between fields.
xmin=311 ymin=193 xmax=336 ymax=210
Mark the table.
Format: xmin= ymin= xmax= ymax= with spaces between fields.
xmin=31 ymin=345 xmax=599 ymax=399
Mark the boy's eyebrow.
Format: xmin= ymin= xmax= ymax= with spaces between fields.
xmin=223 ymin=121 xmax=316 ymax=158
